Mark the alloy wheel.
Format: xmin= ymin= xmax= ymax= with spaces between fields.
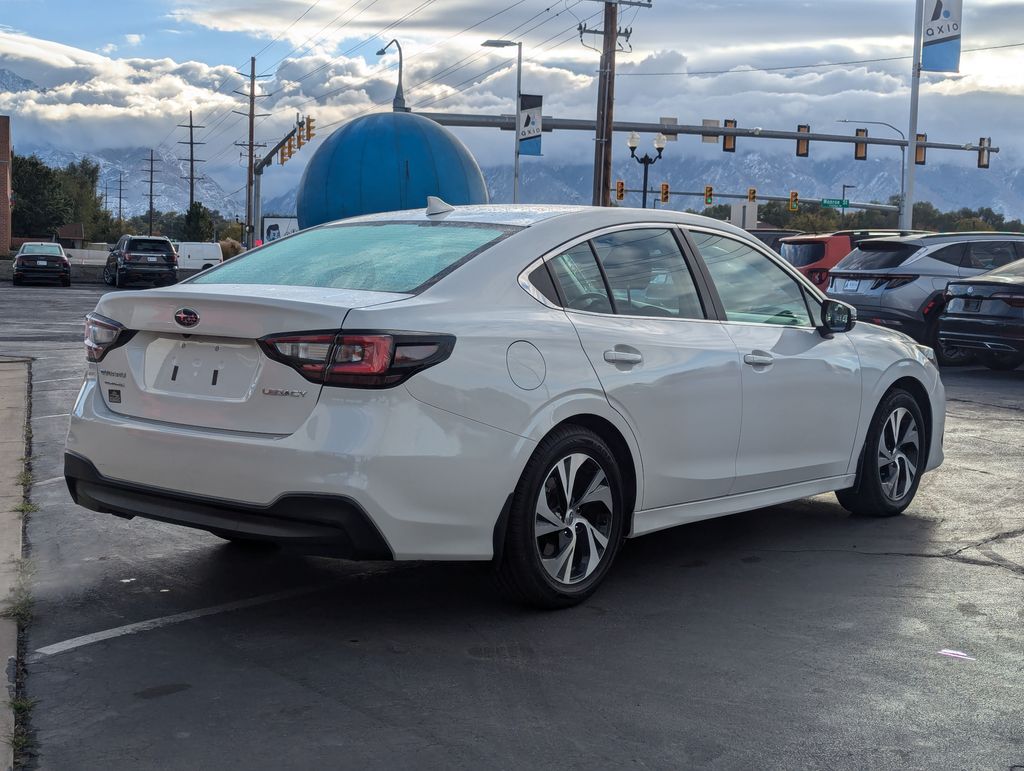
xmin=876 ymin=407 xmax=920 ymax=501
xmin=534 ymin=452 xmax=614 ymax=586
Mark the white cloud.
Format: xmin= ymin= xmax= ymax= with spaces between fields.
xmin=99 ymin=43 xmax=117 ymax=55
xmin=123 ymin=34 xmax=144 ymax=47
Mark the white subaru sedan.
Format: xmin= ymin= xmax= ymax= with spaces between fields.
xmin=66 ymin=203 xmax=945 ymax=607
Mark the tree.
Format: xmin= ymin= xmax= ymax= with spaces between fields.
xmin=57 ymin=159 xmax=109 ymax=241
xmin=182 ymin=202 xmax=214 ymax=241
xmin=10 ymin=154 xmax=72 ymax=237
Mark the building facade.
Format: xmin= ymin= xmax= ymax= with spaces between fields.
xmin=0 ymin=116 xmax=10 ymax=255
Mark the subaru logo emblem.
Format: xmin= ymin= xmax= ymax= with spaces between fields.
xmin=174 ymin=308 xmax=200 ymax=328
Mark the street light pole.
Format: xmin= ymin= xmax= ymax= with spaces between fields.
xmin=627 ymin=132 xmax=667 ymax=208
xmin=482 ymin=39 xmax=523 ymax=203
xmin=841 ymin=184 xmax=857 ymax=225
xmin=838 ymin=119 xmax=906 ymax=227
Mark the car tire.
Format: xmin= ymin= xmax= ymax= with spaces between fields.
xmin=836 ymin=388 xmax=926 ymax=517
xmin=61 ymin=278 xmax=71 ymax=287
xmin=12 ymin=276 xmax=22 ymax=286
xmin=114 ymin=269 xmax=124 ymax=288
xmin=494 ymin=425 xmax=626 ymax=609
xmin=977 ymin=351 xmax=1024 ymax=371
xmin=102 ymin=264 xmax=114 ymax=286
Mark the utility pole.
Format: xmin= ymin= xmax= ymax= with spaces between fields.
xmin=583 ymin=1 xmax=651 ymax=207
xmin=177 ymin=110 xmax=206 ymax=208
xmin=117 ymin=173 xmax=124 ymax=223
xmin=903 ymin=0 xmax=925 ymax=231
xmin=143 ymin=150 xmax=160 ymax=236
xmin=234 ymin=57 xmax=270 ymax=248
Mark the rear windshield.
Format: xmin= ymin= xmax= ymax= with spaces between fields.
xmin=128 ymin=239 xmax=175 ymax=254
xmin=835 ymin=242 xmax=920 ymax=271
xmin=779 ymin=242 xmax=826 ymax=268
xmin=192 ymin=222 xmax=517 ymax=293
xmin=21 ymin=244 xmax=62 ymax=256
xmin=986 ymin=256 xmax=1024 ymax=278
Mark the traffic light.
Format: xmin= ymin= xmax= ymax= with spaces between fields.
xmin=704 ymin=185 xmax=713 ymax=206
xmin=278 ymin=147 xmax=288 ymax=165
xmin=304 ymin=116 xmax=316 ymax=142
xmin=977 ymin=137 xmax=991 ymax=169
xmin=615 ymin=179 xmax=625 ymax=201
xmin=788 ymin=191 xmax=799 ymax=212
xmin=915 ymin=133 xmax=927 ymax=165
xmin=295 ymin=123 xmax=305 ymax=150
xmin=722 ymin=119 xmax=736 ymax=153
xmin=660 ymin=182 xmax=670 ymax=204
xmin=796 ymin=124 xmax=810 ymax=157
xmin=747 ymin=187 xmax=756 ymax=203
xmin=285 ymin=135 xmax=295 ymax=160
xmin=854 ymin=128 xmax=868 ymax=161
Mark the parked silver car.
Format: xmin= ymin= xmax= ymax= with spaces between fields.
xmin=827 ymin=232 xmax=1024 ymax=364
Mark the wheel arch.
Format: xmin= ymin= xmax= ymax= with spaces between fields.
xmin=887 ymin=375 xmax=933 ymax=470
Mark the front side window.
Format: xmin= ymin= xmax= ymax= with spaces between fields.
xmin=690 ymin=232 xmax=812 ymax=326
xmin=591 ymin=229 xmax=705 ymax=319
xmin=193 ymin=222 xmax=516 ymax=293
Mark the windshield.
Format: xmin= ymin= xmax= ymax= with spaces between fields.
xmin=835 ymin=242 xmax=920 ymax=271
xmin=128 ymin=239 xmax=175 ymax=254
xmin=779 ymin=242 xmax=826 ymax=268
xmin=192 ymin=222 xmax=517 ymax=293
xmin=21 ymin=244 xmax=63 ymax=256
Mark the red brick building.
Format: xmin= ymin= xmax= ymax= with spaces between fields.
xmin=0 ymin=116 xmax=10 ymax=255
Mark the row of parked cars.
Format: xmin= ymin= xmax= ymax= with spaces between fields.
xmin=10 ymin=236 xmax=224 ymax=289
xmin=766 ymin=228 xmax=1024 ymax=370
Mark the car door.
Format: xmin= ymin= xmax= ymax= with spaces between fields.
xmin=686 ymin=229 xmax=863 ymax=494
xmin=544 ymin=227 xmax=742 ymax=510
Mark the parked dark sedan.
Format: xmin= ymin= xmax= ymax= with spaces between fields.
xmin=939 ymin=258 xmax=1024 ymax=371
xmin=12 ymin=242 xmax=71 ymax=286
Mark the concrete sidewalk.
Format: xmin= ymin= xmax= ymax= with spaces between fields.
xmin=0 ymin=359 xmax=29 ymax=770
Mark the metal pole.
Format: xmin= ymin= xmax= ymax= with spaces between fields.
xmin=641 ymin=159 xmax=650 ymax=209
xmin=118 ymin=174 xmax=123 ymax=222
xmin=513 ymin=41 xmax=522 ymax=204
xmin=148 ymin=150 xmax=155 ymax=236
xmin=591 ymin=1 xmax=618 ymax=206
xmin=253 ymin=170 xmax=262 ymax=245
xmin=903 ymin=0 xmax=924 ymax=230
xmin=245 ymin=56 xmax=256 ymax=248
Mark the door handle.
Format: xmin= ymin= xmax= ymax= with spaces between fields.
xmin=743 ymin=353 xmax=774 ymax=367
xmin=604 ymin=350 xmax=643 ymax=365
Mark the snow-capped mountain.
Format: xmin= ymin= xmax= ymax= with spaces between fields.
xmin=18 ymin=145 xmax=245 ymax=218
xmin=0 ymin=68 xmax=39 ymax=93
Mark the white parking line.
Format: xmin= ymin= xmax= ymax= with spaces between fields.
xmin=32 ymin=413 xmax=70 ymax=420
xmin=33 ymin=477 xmax=65 ymax=487
xmin=34 ymin=377 xmax=81 ymax=384
xmin=31 ymin=584 xmax=327 ymax=659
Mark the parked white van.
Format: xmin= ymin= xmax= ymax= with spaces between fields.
xmin=177 ymin=242 xmax=223 ymax=272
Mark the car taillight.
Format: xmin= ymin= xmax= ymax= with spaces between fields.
xmin=992 ymin=291 xmax=1024 ymax=308
xmin=84 ymin=312 xmax=135 ymax=362
xmin=259 ymin=331 xmax=455 ymax=388
xmin=808 ymin=269 xmax=829 ymax=285
xmin=883 ymin=275 xmax=919 ymax=289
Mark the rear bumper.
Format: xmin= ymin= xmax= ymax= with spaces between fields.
xmin=65 ymin=452 xmax=392 ymax=558
xmin=938 ymin=316 xmax=1024 ymax=354
xmin=66 ymin=375 xmax=532 ymax=560
xmin=120 ymin=266 xmax=177 ymax=282
xmin=13 ymin=265 xmax=70 ymax=282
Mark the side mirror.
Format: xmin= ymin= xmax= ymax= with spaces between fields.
xmin=820 ymin=299 xmax=856 ymax=336
xmin=108 ymin=245 xmax=115 ymax=252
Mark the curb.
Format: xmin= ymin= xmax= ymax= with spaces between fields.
xmin=0 ymin=359 xmax=28 ymax=770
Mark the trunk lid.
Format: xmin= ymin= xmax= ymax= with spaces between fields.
xmin=92 ymin=284 xmax=409 ymax=434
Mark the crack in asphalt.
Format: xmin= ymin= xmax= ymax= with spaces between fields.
xmin=756 ymin=529 xmax=1024 ymax=578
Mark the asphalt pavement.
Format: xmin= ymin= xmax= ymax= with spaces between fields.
xmin=1 ymin=282 xmax=1022 ymax=770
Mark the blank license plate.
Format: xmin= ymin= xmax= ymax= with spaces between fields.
xmin=843 ymin=279 xmax=860 ymax=292
xmin=36 ymin=260 xmax=47 ymax=266
xmin=147 ymin=256 xmax=158 ymax=262
xmin=964 ymin=299 xmax=981 ymax=312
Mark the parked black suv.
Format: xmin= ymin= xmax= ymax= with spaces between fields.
xmin=103 ymin=235 xmax=178 ymax=288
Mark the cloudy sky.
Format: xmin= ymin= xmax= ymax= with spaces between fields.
xmin=2 ymin=0 xmax=1023 ymax=200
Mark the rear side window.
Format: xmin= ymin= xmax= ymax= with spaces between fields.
xmin=779 ymin=242 xmax=826 ymax=268
xmin=929 ymin=244 xmax=965 ymax=266
xmin=128 ymin=239 xmax=174 ymax=254
xmin=548 ymin=243 xmax=613 ymax=314
xmin=192 ymin=222 xmax=515 ymax=293
xmin=835 ymin=242 xmax=920 ymax=270
xmin=967 ymin=241 xmax=1019 ymax=271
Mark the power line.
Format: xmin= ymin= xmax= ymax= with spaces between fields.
xmin=617 ymin=41 xmax=1024 ymax=77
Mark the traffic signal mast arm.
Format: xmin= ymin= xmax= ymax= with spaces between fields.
xmin=256 ymin=115 xmax=316 ymax=174
xmin=614 ymin=185 xmax=899 ymax=213
xmin=416 ymin=112 xmax=997 ymax=158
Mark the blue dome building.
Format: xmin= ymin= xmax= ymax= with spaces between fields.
xmin=296 ymin=111 xmax=489 ymax=229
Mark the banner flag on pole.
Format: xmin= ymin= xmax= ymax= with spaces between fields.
xmin=518 ymin=94 xmax=543 ymax=156
xmin=921 ymin=0 xmax=963 ymax=72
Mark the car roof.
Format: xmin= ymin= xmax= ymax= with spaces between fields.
xmin=779 ymin=229 xmax=926 ymax=243
xmin=19 ymin=242 xmax=63 ymax=247
xmin=340 ymin=203 xmax=755 ymax=238
xmin=859 ymin=231 xmax=1024 ymax=246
